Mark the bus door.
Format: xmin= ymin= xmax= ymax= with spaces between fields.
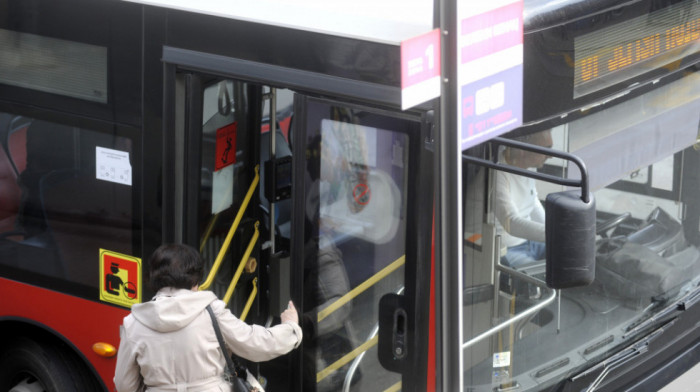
xmin=293 ymin=95 xmax=429 ymax=392
xmin=165 ymin=72 xmax=269 ymax=314
xmin=167 ymin=68 xmax=430 ymax=391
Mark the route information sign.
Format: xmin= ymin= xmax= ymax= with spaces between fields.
xmin=458 ymin=0 xmax=523 ymax=151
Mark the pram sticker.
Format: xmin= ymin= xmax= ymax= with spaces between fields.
xmin=99 ymin=249 xmax=141 ymax=308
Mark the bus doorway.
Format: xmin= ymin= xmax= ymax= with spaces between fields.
xmin=165 ymin=66 xmax=430 ymax=391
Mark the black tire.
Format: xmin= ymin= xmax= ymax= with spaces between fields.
xmin=0 ymin=337 xmax=95 ymax=392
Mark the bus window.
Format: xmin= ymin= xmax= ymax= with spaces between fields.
xmin=193 ymin=78 xmax=258 ymax=303
xmin=300 ymin=99 xmax=412 ymax=391
xmin=462 ymin=71 xmax=700 ymax=390
xmin=0 ymin=112 xmax=136 ymax=297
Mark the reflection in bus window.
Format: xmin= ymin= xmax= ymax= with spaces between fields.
xmin=302 ymin=102 xmax=410 ymax=391
xmin=0 ymin=112 xmax=134 ymax=295
xmin=318 ymin=118 xmax=402 ymax=245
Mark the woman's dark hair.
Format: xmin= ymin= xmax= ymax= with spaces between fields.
xmin=148 ymin=243 xmax=204 ymax=292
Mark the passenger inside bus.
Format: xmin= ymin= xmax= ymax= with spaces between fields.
xmin=494 ymin=129 xmax=552 ymax=269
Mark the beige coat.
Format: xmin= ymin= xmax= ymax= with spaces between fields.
xmin=114 ymin=288 xmax=302 ymax=392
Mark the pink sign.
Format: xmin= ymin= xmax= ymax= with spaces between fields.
xmin=460 ymin=2 xmax=523 ymax=64
xmin=401 ymin=29 xmax=441 ymax=110
xmin=457 ymin=0 xmax=524 ymax=151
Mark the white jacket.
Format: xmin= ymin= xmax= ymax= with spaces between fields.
xmin=114 ymin=288 xmax=302 ymax=392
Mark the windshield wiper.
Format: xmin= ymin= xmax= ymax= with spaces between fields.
xmin=570 ymin=326 xmax=667 ymax=392
xmin=569 ymin=283 xmax=700 ymax=391
xmin=623 ymin=283 xmax=700 ymax=339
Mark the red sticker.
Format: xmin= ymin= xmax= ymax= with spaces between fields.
xmin=352 ymin=183 xmax=371 ymax=205
xmin=215 ymin=123 xmax=237 ymax=171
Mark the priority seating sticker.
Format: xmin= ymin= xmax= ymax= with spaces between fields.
xmin=99 ymin=249 xmax=141 ymax=308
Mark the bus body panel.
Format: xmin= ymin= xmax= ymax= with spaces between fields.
xmin=0 ymin=277 xmax=129 ymax=389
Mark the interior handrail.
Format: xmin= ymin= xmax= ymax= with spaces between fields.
xmin=200 ymin=165 xmax=260 ymax=290
xmin=462 ymin=265 xmax=557 ymax=350
xmin=222 ymin=222 xmax=260 ymax=304
xmin=317 ymin=335 xmax=379 ymax=383
xmin=315 ymin=259 xmax=405 ymax=383
xmin=240 ymin=277 xmax=258 ymax=322
xmin=199 ymin=213 xmax=220 ymax=252
xmin=342 ymin=286 xmax=405 ymax=392
xmin=317 ymin=255 xmax=405 ymax=323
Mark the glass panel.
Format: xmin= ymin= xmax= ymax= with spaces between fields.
xmin=302 ymin=101 xmax=410 ymax=391
xmin=0 ymin=112 xmax=134 ymax=292
xmin=0 ymin=28 xmax=108 ymax=103
xmin=463 ymin=72 xmax=700 ymax=390
xmin=196 ymin=79 xmax=256 ymax=304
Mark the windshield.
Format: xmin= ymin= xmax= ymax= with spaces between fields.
xmin=461 ymin=71 xmax=700 ymax=391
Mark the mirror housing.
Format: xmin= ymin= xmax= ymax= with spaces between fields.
xmin=545 ymin=190 xmax=596 ymax=288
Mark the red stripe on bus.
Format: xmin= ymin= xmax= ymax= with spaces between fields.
xmin=427 ymin=208 xmax=436 ymax=391
xmin=0 ymin=277 xmax=129 ymax=390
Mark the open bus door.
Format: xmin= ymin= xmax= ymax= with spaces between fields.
xmin=165 ymin=63 xmax=433 ymax=391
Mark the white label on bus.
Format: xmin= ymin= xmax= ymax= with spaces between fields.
xmin=493 ymin=351 xmax=511 ymax=367
xmin=212 ymin=165 xmax=234 ymax=215
xmin=96 ymin=147 xmax=132 ymax=186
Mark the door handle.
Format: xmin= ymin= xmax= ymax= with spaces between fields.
xmin=378 ymin=293 xmax=409 ymax=373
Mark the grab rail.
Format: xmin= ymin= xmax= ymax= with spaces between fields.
xmin=222 ymin=222 xmax=260 ymax=304
xmin=318 ymin=255 xmax=405 ymax=323
xmin=200 ymin=165 xmax=260 ymax=290
xmin=317 ymin=335 xmax=379 ymax=383
xmin=315 ymin=258 xmax=405 ymax=383
xmin=240 ymin=278 xmax=258 ymax=321
xmin=462 ymin=264 xmax=557 ymax=350
xmin=342 ymin=286 xmax=404 ymax=392
xmin=199 ymin=213 xmax=220 ymax=252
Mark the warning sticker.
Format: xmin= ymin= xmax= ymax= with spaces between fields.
xmin=215 ymin=122 xmax=237 ymax=171
xmin=352 ymin=183 xmax=371 ymax=206
xmin=99 ymin=249 xmax=142 ymax=308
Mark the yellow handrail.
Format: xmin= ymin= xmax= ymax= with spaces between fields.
xmin=240 ymin=277 xmax=258 ymax=322
xmin=200 ymin=165 xmax=260 ymax=290
xmin=315 ymin=255 xmax=405 ymax=383
xmin=222 ymin=222 xmax=260 ymax=304
xmin=199 ymin=213 xmax=220 ymax=252
xmin=317 ymin=255 xmax=405 ymax=323
xmin=317 ymin=335 xmax=379 ymax=382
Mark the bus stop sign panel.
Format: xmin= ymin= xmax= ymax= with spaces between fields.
xmin=99 ymin=249 xmax=142 ymax=308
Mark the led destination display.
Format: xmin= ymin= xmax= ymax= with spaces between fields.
xmin=574 ymin=0 xmax=699 ymax=98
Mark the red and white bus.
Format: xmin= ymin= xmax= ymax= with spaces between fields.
xmin=0 ymin=0 xmax=698 ymax=391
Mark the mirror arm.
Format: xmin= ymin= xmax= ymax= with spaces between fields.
xmin=462 ymin=137 xmax=589 ymax=202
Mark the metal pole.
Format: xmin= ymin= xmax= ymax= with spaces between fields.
xmin=439 ymin=0 xmax=463 ymax=390
xmin=269 ymin=88 xmax=277 ymax=254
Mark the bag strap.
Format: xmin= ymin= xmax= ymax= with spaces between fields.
xmin=205 ymin=304 xmax=238 ymax=377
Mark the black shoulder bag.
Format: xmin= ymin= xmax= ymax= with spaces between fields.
xmin=205 ymin=305 xmax=254 ymax=392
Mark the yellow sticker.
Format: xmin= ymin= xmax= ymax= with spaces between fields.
xmin=99 ymin=249 xmax=141 ymax=308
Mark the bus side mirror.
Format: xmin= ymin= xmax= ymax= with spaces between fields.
xmin=545 ymin=190 xmax=596 ymax=288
